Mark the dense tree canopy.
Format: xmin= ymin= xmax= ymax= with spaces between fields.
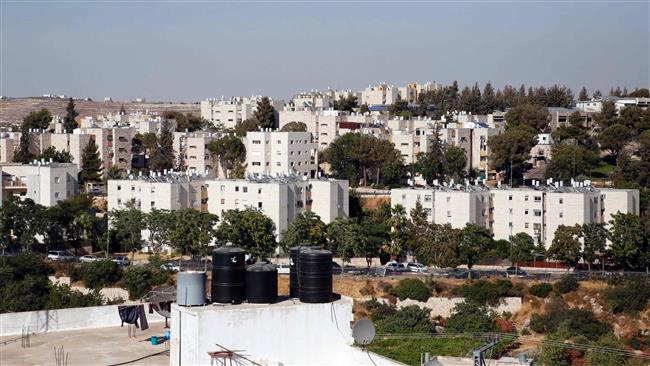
xmin=215 ymin=208 xmax=277 ymax=259
xmin=23 ymin=109 xmax=53 ymax=131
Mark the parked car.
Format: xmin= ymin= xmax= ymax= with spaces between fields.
xmin=506 ymin=266 xmax=527 ymax=278
xmin=332 ymin=261 xmax=342 ymax=274
xmin=160 ymin=262 xmax=180 ymax=272
xmin=276 ymin=264 xmax=290 ymax=274
xmin=407 ymin=262 xmax=428 ymax=273
xmin=385 ymin=261 xmax=407 ymax=273
xmin=47 ymin=250 xmax=75 ymax=262
xmin=112 ymin=256 xmax=130 ymax=266
xmin=79 ymin=255 xmax=100 ymax=263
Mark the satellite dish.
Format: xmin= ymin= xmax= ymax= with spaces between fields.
xmin=352 ymin=319 xmax=376 ymax=346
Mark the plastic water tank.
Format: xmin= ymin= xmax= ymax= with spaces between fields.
xmin=211 ymin=247 xmax=245 ymax=304
xmin=246 ymin=263 xmax=278 ymax=303
xmin=299 ymin=249 xmax=333 ymax=303
xmin=176 ymin=271 xmax=207 ymax=306
xmin=289 ymin=245 xmax=321 ymax=298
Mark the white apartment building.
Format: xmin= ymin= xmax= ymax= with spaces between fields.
xmin=397 ymin=82 xmax=440 ymax=104
xmin=529 ymin=134 xmax=553 ymax=166
xmin=291 ymin=92 xmax=333 ymax=109
xmin=78 ymin=126 xmax=135 ymax=173
xmin=173 ymin=132 xmax=222 ymax=176
xmin=0 ymin=131 xmax=21 ymax=163
xmin=201 ymin=96 xmax=284 ymax=129
xmin=361 ymin=84 xmax=399 ymax=106
xmin=0 ymin=162 xmax=78 ymax=207
xmin=245 ymin=131 xmax=317 ymax=178
xmin=48 ymin=133 xmax=93 ymax=170
xmin=205 ymin=176 xmax=349 ymax=238
xmin=392 ymin=184 xmax=639 ymax=248
xmin=278 ymin=109 xmax=373 ymax=149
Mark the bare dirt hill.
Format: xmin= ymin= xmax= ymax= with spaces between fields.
xmin=0 ymin=97 xmax=200 ymax=126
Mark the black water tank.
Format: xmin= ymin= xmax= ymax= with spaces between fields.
xmin=299 ymin=249 xmax=333 ymax=303
xmin=246 ymin=263 xmax=278 ymax=303
xmin=211 ymin=247 xmax=245 ymax=304
xmin=290 ymin=245 xmax=322 ymax=298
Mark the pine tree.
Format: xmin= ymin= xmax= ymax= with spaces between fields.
xmin=63 ymin=98 xmax=79 ymax=133
xmin=254 ymin=96 xmax=276 ymax=129
xmin=149 ymin=120 xmax=175 ymax=172
xmin=79 ymin=140 xmax=102 ymax=184
xmin=579 ymin=86 xmax=589 ymax=101
xmin=481 ymin=82 xmax=495 ymax=114
xmin=13 ymin=126 xmax=34 ymax=163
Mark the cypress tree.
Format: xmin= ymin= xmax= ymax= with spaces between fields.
xmin=149 ymin=120 xmax=175 ymax=172
xmin=63 ymin=98 xmax=79 ymax=133
xmin=254 ymin=96 xmax=276 ymax=129
xmin=79 ymin=140 xmax=103 ymax=184
xmin=13 ymin=126 xmax=34 ymax=164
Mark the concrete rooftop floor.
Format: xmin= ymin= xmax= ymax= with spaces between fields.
xmin=0 ymin=322 xmax=169 ymax=366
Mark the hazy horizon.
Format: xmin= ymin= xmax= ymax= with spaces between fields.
xmin=2 ymin=1 xmax=649 ymax=102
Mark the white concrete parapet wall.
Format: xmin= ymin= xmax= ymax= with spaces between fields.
xmin=0 ymin=304 xmax=166 ymax=336
xmin=395 ymin=297 xmax=522 ymax=318
xmin=170 ymin=297 xmax=400 ymax=366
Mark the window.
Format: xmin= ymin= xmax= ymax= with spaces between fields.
xmin=151 ymin=201 xmax=155 ymax=208
xmin=258 ymin=202 xmax=263 ymax=208
xmin=509 ymin=222 xmax=513 ymax=228
xmin=220 ymin=185 xmax=225 ymax=191
xmin=559 ymin=212 xmax=563 ymax=218
xmin=534 ymin=196 xmax=541 ymax=202
xmin=534 ymin=210 xmax=542 ymax=217
xmin=447 ymin=196 xmax=451 ymax=203
xmin=252 ymin=140 xmax=261 ymax=144
xmin=235 ymin=186 xmax=239 ymax=192
xmin=446 ymin=211 xmax=451 ymax=218
xmin=54 ymin=192 xmax=60 ymax=198
xmin=243 ymin=187 xmax=248 ymax=193
xmin=258 ymin=189 xmax=262 ymax=194
xmin=424 ymin=195 xmax=432 ymax=202
xmin=509 ymin=208 xmax=513 ymax=215
xmin=276 ymin=162 xmax=281 ymax=166
xmin=525 ymin=209 xmax=529 ymax=215
xmin=117 ymin=185 xmax=122 ymax=191
xmin=559 ymin=198 xmax=563 ymax=204
xmin=192 ymin=200 xmax=198 ymax=207
xmin=235 ymin=199 xmax=239 ymax=205
xmin=131 ymin=186 xmax=135 ymax=191
xmin=221 ymin=199 xmax=225 ymax=204
xmin=54 ymin=177 xmax=61 ymax=183
xmin=509 ymin=195 xmax=513 ymax=201
xmin=252 ymin=162 xmax=261 ymax=166
xmin=117 ymin=198 xmax=122 ymax=205
xmin=277 ymin=140 xmax=281 ymax=144
xmin=524 ymin=195 xmax=529 ymax=201
xmin=525 ymin=223 xmax=529 ymax=229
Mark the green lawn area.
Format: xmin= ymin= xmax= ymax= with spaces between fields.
xmin=367 ymin=337 xmax=484 ymax=365
xmin=592 ymin=162 xmax=616 ymax=178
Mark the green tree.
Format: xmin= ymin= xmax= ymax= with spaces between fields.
xmin=584 ymin=334 xmax=626 ymax=366
xmin=110 ymin=200 xmax=145 ymax=260
xmin=254 ymin=97 xmax=276 ymax=129
xmin=146 ymin=209 xmax=174 ymax=255
xmin=551 ymin=111 xmax=589 ymax=145
xmin=595 ymin=101 xmax=617 ymax=129
xmin=458 ymin=224 xmax=493 ymax=277
xmin=581 ymin=223 xmax=608 ymax=275
xmin=105 ymin=165 xmax=122 ymax=180
xmin=163 ymin=110 xmax=204 ymax=132
xmin=509 ymin=232 xmax=535 ymax=266
xmin=280 ymin=121 xmax=307 ymax=132
xmin=37 ymin=146 xmax=73 ymax=163
xmin=207 ymin=135 xmax=246 ymax=178
xmin=142 ymin=132 xmax=158 ymax=156
xmin=79 ymin=140 xmax=103 ymax=185
xmin=598 ymin=124 xmax=630 ymax=164
xmin=388 ymin=99 xmax=409 ymax=116
xmin=537 ymin=333 xmax=570 ymax=366
xmin=333 ymin=95 xmax=358 ymax=112
xmin=488 ymin=125 xmax=537 ymax=186
xmin=326 ymin=218 xmax=360 ymax=264
xmin=386 ymin=205 xmax=408 ymax=259
xmin=480 ymin=82 xmax=496 ymax=114
xmin=445 ymin=302 xmax=496 ymax=333
xmin=609 ymin=212 xmax=646 ymax=270
xmin=578 ymin=86 xmax=589 ymax=101
xmin=445 ymin=145 xmax=467 ymax=180
xmin=63 ymin=98 xmax=79 ymax=133
xmin=23 ymin=109 xmax=52 ymax=130
xmin=545 ymin=145 xmax=600 ymax=182
xmin=170 ymin=210 xmax=218 ymax=269
xmin=12 ymin=126 xmax=34 ymax=164
xmin=414 ymin=125 xmax=445 ymax=184
xmin=504 ymin=104 xmax=549 ymax=132
xmin=234 ymin=118 xmax=260 ymax=137
xmin=215 ymin=208 xmax=276 ymax=260
xmin=415 ymin=223 xmax=460 ymax=268
xmin=149 ymin=120 xmax=175 ymax=172
xmin=548 ymin=225 xmax=582 ymax=270
xmin=0 ymin=197 xmax=46 ymax=252
xmin=280 ymin=212 xmax=328 ymax=251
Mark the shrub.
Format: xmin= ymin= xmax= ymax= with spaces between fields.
xmin=76 ymin=261 xmax=122 ymax=289
xmin=453 ymin=280 xmax=516 ymax=306
xmin=46 ymin=284 xmax=104 ymax=309
xmin=376 ymin=305 xmax=434 ymax=334
xmin=495 ymin=318 xmax=516 ymax=333
xmin=121 ymin=266 xmax=171 ymax=300
xmin=389 ymin=278 xmax=430 ymax=302
xmin=363 ymin=298 xmax=397 ymax=322
xmin=554 ymin=275 xmax=579 ymax=294
xmin=529 ymin=283 xmax=553 ymax=298
xmin=520 ymin=328 xmax=531 ymax=336
xmin=528 ymin=308 xmax=611 ymax=341
xmin=445 ymin=301 xmax=496 ymax=333
xmin=604 ymin=278 xmax=650 ymax=314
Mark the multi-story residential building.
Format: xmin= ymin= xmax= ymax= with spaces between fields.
xmin=48 ymin=133 xmax=93 ymax=170
xmin=278 ymin=109 xmax=373 ymax=149
xmin=0 ymin=131 xmax=21 ymax=163
xmin=173 ymin=131 xmax=222 ymax=176
xmin=547 ymin=107 xmax=595 ymax=130
xmin=205 ymin=176 xmax=348 ymax=238
xmin=201 ymin=96 xmax=284 ymax=129
xmin=0 ymin=162 xmax=78 ymax=207
xmin=391 ymin=183 xmax=639 ymax=248
xmin=291 ymin=91 xmax=333 ymax=109
xmin=397 ymin=82 xmax=440 ymax=104
xmin=78 ymin=126 xmax=135 ymax=173
xmin=107 ymin=173 xmax=209 ymax=252
xmin=245 ymin=131 xmax=317 ymax=178
xmin=361 ymin=83 xmax=399 ymax=106
xmin=529 ymin=133 xmax=554 ymax=166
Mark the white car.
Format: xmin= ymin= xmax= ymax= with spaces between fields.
xmin=47 ymin=250 xmax=75 ymax=262
xmin=276 ymin=264 xmax=290 ymax=274
xmin=79 ymin=255 xmax=100 ymax=263
xmin=385 ymin=261 xmax=407 ymax=272
xmin=112 ymin=256 xmax=131 ymax=266
xmin=407 ymin=262 xmax=428 ymax=273
xmin=160 ymin=263 xmax=181 ymax=272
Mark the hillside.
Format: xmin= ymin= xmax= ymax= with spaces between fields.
xmin=0 ymin=97 xmax=200 ymax=126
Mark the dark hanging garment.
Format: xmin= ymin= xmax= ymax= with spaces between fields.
xmin=138 ymin=305 xmax=149 ymax=331
xmin=118 ymin=305 xmax=141 ymax=328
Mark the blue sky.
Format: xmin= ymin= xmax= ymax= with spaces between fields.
xmin=1 ymin=1 xmax=648 ymax=102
